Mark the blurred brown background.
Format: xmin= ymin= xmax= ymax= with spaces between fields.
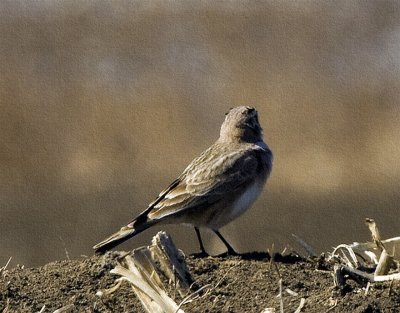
xmin=1 ymin=1 xmax=400 ymax=267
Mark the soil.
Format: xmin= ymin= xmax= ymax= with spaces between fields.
xmin=1 ymin=252 xmax=399 ymax=313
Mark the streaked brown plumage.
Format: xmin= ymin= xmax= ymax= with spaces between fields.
xmin=93 ymin=106 xmax=273 ymax=255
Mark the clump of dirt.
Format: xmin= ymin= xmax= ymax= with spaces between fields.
xmin=1 ymin=252 xmax=399 ymax=312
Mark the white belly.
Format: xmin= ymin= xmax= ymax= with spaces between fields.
xmin=209 ymin=179 xmax=265 ymax=229
xmin=230 ymin=180 xmax=264 ymax=219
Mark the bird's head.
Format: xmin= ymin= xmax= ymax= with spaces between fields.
xmin=219 ymin=106 xmax=263 ymax=143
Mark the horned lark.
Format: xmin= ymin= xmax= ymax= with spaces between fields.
xmin=93 ymin=106 xmax=273 ymax=255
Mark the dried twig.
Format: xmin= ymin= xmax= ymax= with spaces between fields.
xmin=333 ymin=264 xmax=345 ymax=287
xmin=176 ymin=284 xmax=212 ymax=311
xmin=278 ymin=278 xmax=283 ymax=313
xmin=150 ymin=232 xmax=193 ymax=296
xmin=294 ymin=298 xmax=306 ymax=313
xmin=329 ymin=219 xmax=400 ymax=289
xmin=341 ymin=265 xmax=400 ymax=282
xmin=111 ymin=261 xmax=183 ymax=313
xmin=285 ymin=288 xmax=298 ymax=297
xmin=331 ymin=244 xmax=359 ymax=268
xmin=0 ymin=257 xmax=12 ymax=276
xmin=364 ymin=282 xmax=371 ymax=296
xmin=96 ymin=232 xmax=199 ymax=313
xmin=53 ymin=304 xmax=74 ymax=313
xmin=375 ymin=250 xmax=393 ymax=276
xmin=59 ymin=236 xmax=70 ymax=261
xmin=365 ymin=218 xmax=384 ymax=251
xmin=350 ymin=236 xmax=400 ymax=255
xmin=389 ymin=279 xmax=394 ymax=296
xmin=96 ymin=280 xmax=123 ymax=297
xmin=292 ymin=234 xmax=317 ymax=258
xmin=270 ymin=253 xmax=281 ymax=279
xmin=364 ymin=218 xmax=394 ymax=276
xmin=325 ymin=299 xmax=338 ymax=313
xmin=37 ymin=305 xmax=46 ymax=313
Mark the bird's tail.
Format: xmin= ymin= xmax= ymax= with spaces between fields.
xmin=93 ymin=220 xmax=154 ymax=254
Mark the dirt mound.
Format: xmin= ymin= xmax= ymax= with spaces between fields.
xmin=1 ymin=252 xmax=399 ymax=312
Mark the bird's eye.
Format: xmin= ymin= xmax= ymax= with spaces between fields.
xmin=225 ymin=107 xmax=233 ymax=116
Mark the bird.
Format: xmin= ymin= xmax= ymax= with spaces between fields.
xmin=93 ymin=106 xmax=273 ymax=255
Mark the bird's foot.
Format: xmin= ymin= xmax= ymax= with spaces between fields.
xmin=216 ymin=248 xmax=240 ymax=258
xmin=191 ymin=251 xmax=210 ymax=258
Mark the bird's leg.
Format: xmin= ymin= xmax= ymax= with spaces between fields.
xmin=194 ymin=227 xmax=208 ymax=256
xmin=214 ymin=230 xmax=239 ymax=256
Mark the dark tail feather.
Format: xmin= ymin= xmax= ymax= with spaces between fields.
xmin=93 ymin=221 xmax=153 ymax=254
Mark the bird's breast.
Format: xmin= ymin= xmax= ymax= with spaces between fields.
xmin=230 ymin=179 xmax=265 ymax=220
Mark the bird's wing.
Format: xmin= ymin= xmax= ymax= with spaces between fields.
xmin=145 ymin=144 xmax=262 ymax=221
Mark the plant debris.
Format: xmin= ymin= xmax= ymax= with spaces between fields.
xmin=1 ymin=222 xmax=400 ymax=312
